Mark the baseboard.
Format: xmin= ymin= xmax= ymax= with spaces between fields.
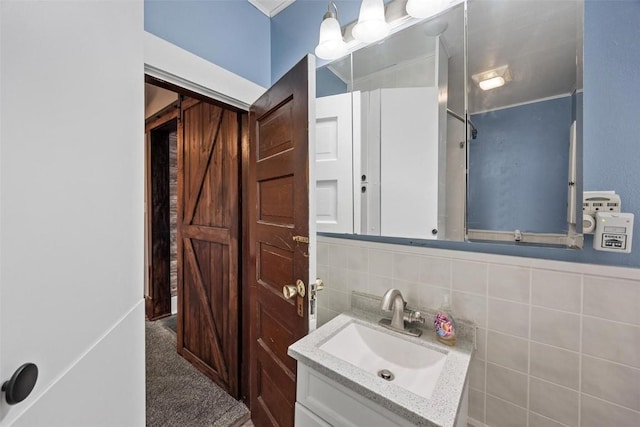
xmin=171 ymin=295 xmax=178 ymax=314
xmin=468 ymin=417 xmax=489 ymax=427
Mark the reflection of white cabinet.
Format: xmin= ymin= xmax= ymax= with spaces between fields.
xmin=316 ymin=88 xmax=441 ymax=240
xmin=315 ymin=93 xmax=358 ymax=234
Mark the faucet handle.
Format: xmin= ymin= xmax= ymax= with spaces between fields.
xmin=405 ymin=310 xmax=426 ymax=324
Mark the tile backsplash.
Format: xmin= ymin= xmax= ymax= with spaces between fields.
xmin=316 ymin=236 xmax=640 ymax=427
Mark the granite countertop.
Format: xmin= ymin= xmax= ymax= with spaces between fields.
xmin=288 ymin=305 xmax=474 ymax=427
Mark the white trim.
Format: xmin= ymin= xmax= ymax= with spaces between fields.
xmin=471 ymin=92 xmax=574 ymax=115
xmin=144 ymin=32 xmax=266 ymax=110
xmin=171 ymin=295 xmax=178 ymax=315
xmin=248 ymin=0 xmax=296 ymax=17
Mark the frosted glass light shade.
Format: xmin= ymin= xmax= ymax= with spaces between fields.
xmin=406 ymin=0 xmax=446 ymax=19
xmin=352 ymin=0 xmax=390 ymax=43
xmin=315 ymin=16 xmax=348 ymax=60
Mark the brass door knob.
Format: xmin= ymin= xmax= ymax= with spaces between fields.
xmin=283 ymin=285 xmax=297 ymax=299
xmin=283 ymin=279 xmax=306 ymax=300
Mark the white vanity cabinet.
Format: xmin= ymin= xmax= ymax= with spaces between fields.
xmin=294 ymin=364 xmax=469 ymax=427
xmin=295 ymin=364 xmax=413 ymax=427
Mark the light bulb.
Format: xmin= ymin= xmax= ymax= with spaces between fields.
xmin=406 ymin=0 xmax=447 ymax=19
xmin=352 ymin=0 xmax=389 ymax=43
xmin=315 ymin=15 xmax=347 ymax=60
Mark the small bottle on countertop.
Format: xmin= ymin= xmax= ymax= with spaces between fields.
xmin=434 ymin=294 xmax=456 ymax=346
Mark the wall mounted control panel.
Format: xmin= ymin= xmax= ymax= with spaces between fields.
xmin=593 ymin=212 xmax=634 ymax=253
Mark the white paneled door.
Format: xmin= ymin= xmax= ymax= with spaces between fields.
xmin=315 ymin=92 xmax=357 ymax=234
xmin=0 ymin=2 xmax=145 ymax=425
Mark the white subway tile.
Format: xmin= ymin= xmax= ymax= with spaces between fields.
xmin=530 ymin=342 xmax=580 ymax=390
xmin=469 ymin=358 xmax=486 ymax=390
xmin=368 ymin=274 xmax=391 ymax=297
xmin=582 ymin=317 xmax=640 ymax=368
xmin=416 ymin=284 xmax=449 ymax=311
xmin=347 ymin=270 xmax=369 ymax=295
xmin=581 ymin=394 xmax=640 ymax=427
xmin=582 ymin=355 xmax=640 ymax=411
xmin=328 ymin=244 xmax=349 ymax=269
xmin=317 ymin=242 xmax=329 ymax=266
xmin=488 ymin=264 xmax=530 ymax=303
xmin=452 ymin=260 xmax=488 ymax=295
xmin=488 ymin=298 xmax=529 ymax=338
xmin=486 ymin=363 xmax=528 ymax=407
xmin=531 ymin=307 xmax=580 ymax=351
xmin=452 ymin=291 xmax=487 ymax=327
xmin=392 ymin=252 xmax=422 ymax=283
xmin=419 ymin=256 xmax=452 ymax=288
xmin=368 ymin=249 xmax=393 ymax=277
xmin=487 ymin=331 xmax=529 ymax=373
xmin=346 ymin=246 xmax=368 ymax=272
xmin=486 ymin=395 xmax=527 ymax=427
xmin=531 ymin=270 xmax=581 ymax=313
xmin=328 ymin=266 xmax=348 ymax=292
xmin=584 ymin=276 xmax=640 ymax=326
xmin=528 ymin=411 xmax=567 ymax=427
xmin=469 ymin=387 xmax=485 ymax=423
xmin=529 ymin=378 xmax=579 ymax=427
xmin=327 ymin=289 xmax=350 ymax=314
xmin=476 ymin=327 xmax=487 ymax=361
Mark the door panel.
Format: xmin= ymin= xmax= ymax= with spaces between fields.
xmin=178 ymin=99 xmax=239 ymax=397
xmin=315 ymin=92 xmax=354 ymax=234
xmin=248 ymin=56 xmax=315 ymax=426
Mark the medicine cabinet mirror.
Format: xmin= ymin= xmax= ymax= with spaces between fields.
xmin=314 ymin=0 xmax=584 ymax=249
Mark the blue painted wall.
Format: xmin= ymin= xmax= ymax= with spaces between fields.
xmin=271 ymin=0 xmax=362 ymax=83
xmin=468 ymin=96 xmax=572 ymax=234
xmin=144 ymin=0 xmax=271 ymax=87
xmin=144 ymin=1 xmax=640 ymax=268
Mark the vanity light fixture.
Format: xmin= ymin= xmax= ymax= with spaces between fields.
xmin=315 ymin=1 xmax=348 ymax=60
xmin=406 ymin=0 xmax=448 ymax=19
xmin=472 ymin=65 xmax=512 ymax=91
xmin=352 ymin=0 xmax=390 ymax=43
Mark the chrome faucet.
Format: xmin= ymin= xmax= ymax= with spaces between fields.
xmin=379 ymin=288 xmax=424 ymax=337
xmin=381 ymin=288 xmax=406 ymax=330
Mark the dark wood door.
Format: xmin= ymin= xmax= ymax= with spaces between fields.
xmin=177 ymin=98 xmax=240 ymax=397
xmin=145 ymin=112 xmax=178 ymax=321
xmin=248 ymin=56 xmax=313 ymax=426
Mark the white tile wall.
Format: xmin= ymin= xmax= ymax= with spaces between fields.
xmin=316 ymin=236 xmax=640 ymax=427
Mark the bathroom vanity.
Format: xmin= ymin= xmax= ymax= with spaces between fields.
xmin=288 ymin=297 xmax=474 ymax=427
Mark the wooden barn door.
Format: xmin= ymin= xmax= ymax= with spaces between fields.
xmin=248 ymin=56 xmax=316 ymax=426
xmin=177 ymin=97 xmax=240 ymax=397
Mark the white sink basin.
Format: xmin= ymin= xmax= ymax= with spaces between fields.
xmin=319 ymin=321 xmax=447 ymax=399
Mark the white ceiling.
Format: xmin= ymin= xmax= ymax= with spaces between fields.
xmin=248 ymin=0 xmax=295 ymax=17
xmin=318 ymin=0 xmax=582 ymax=114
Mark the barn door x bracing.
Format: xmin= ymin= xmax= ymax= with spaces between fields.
xmin=177 ymin=98 xmax=240 ymax=397
xmin=248 ymin=56 xmax=317 ymax=426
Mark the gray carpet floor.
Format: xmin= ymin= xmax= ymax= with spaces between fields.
xmin=146 ymin=318 xmax=250 ymax=427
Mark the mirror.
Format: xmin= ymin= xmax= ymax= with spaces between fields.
xmin=315 ymin=0 xmax=583 ymax=248
xmin=315 ymin=2 xmax=466 ymax=242
xmin=466 ymin=0 xmax=583 ymax=247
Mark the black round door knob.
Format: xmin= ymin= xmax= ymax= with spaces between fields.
xmin=2 ymin=363 xmax=38 ymax=405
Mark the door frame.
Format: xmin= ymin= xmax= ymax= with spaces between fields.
xmin=144 ymin=34 xmax=266 ymax=404
xmin=145 ymin=106 xmax=178 ymax=321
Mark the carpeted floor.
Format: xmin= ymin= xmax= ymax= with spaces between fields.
xmin=146 ymin=318 xmax=250 ymax=427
